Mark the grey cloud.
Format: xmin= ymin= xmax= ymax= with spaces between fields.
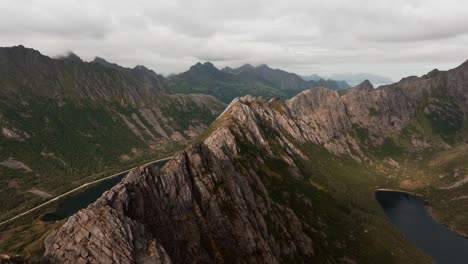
xmin=0 ymin=0 xmax=113 ymax=39
xmin=0 ymin=0 xmax=468 ymax=80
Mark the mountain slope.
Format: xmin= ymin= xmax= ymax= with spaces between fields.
xmin=41 ymin=95 xmax=429 ymax=263
xmin=227 ymin=64 xmax=349 ymax=91
xmin=42 ymin=59 xmax=468 ymax=263
xmin=0 ymin=46 xmax=225 ymax=222
xmin=166 ymin=63 xmax=348 ymax=103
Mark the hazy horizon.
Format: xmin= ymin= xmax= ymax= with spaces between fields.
xmin=1 ymin=0 xmax=467 ymax=80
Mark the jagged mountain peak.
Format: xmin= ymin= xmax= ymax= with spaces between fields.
xmin=354 ymin=79 xmax=374 ymax=91
xmin=92 ymin=56 xmax=122 ymax=69
xmin=189 ymin=61 xmax=219 ymax=72
xmin=422 ymin=68 xmax=440 ymax=79
xmin=454 ymin=58 xmax=468 ymax=73
xmin=93 ymin=56 xmax=109 ymax=64
xmin=132 ymin=65 xmax=165 ymax=80
xmin=0 ymin=44 xmax=39 ymax=55
xmin=133 ymin=64 xmax=150 ymax=71
xmin=43 ymin=59 xmax=468 ymax=263
xmin=92 ymin=57 xmax=160 ymax=77
xmin=0 ymin=45 xmax=47 ymax=66
xmin=220 ymin=66 xmax=233 ymax=72
xmin=220 ymin=64 xmax=255 ymax=75
xmin=203 ymin=61 xmax=216 ymax=67
xmin=240 ymin=63 xmax=255 ymax=69
xmin=59 ymin=51 xmax=83 ymax=63
xmin=168 ymin=60 xmax=349 ymax=103
xmin=257 ymin=63 xmax=271 ymax=70
xmin=188 ymin=62 xmax=203 ymax=71
xmin=399 ymin=75 xmax=419 ymax=83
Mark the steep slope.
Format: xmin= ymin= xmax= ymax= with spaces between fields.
xmin=166 ymin=63 xmax=348 ymax=103
xmin=41 ymin=96 xmax=427 ymax=263
xmin=0 ymin=45 xmax=225 ymax=222
xmin=42 ymin=59 xmax=468 ymax=263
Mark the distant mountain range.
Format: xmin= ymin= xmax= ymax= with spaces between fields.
xmin=166 ymin=63 xmax=349 ymax=103
xmin=302 ymin=73 xmax=393 ymax=86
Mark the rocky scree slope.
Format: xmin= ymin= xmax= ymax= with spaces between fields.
xmin=42 ymin=60 xmax=468 ymax=263
xmin=0 ymin=45 xmax=225 ymax=220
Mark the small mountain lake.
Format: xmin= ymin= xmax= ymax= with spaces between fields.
xmin=42 ymin=160 xmax=168 ymax=222
xmin=376 ymin=190 xmax=468 ymax=264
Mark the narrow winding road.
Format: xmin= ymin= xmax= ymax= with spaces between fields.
xmin=0 ymin=156 xmax=173 ymax=227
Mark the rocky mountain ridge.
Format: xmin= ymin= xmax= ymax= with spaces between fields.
xmin=42 ymin=60 xmax=468 ymax=263
xmin=0 ymin=45 xmax=225 ymax=223
xmin=224 ymin=64 xmax=350 ymax=90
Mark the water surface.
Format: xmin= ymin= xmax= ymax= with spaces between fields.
xmin=376 ymin=190 xmax=468 ymax=264
xmin=42 ymin=160 xmax=168 ymax=221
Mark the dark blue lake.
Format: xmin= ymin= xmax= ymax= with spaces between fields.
xmin=42 ymin=160 xmax=168 ymax=221
xmin=376 ymin=190 xmax=468 ymax=264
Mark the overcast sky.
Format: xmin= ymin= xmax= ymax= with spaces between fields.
xmin=1 ymin=0 xmax=468 ymax=81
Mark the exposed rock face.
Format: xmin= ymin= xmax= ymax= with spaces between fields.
xmin=45 ymin=144 xmax=314 ymax=263
xmin=44 ymin=61 xmax=468 ymax=263
xmin=0 ymin=46 xmax=224 ymax=144
xmin=0 ymin=45 xmax=225 ymax=217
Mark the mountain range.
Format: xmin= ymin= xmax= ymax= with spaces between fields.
xmin=0 ymin=45 xmax=349 ymax=257
xmin=166 ymin=63 xmax=349 ymax=103
xmin=0 ymin=45 xmax=225 ymax=224
xmin=2 ymin=45 xmax=468 ymax=263
xmin=41 ymin=60 xmax=468 ymax=263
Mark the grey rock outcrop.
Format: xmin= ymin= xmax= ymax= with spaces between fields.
xmin=45 ymin=144 xmax=314 ymax=263
xmin=44 ymin=60 xmax=468 ymax=263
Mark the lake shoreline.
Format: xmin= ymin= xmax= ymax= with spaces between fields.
xmin=376 ymin=188 xmax=468 ymax=239
xmin=376 ymin=189 xmax=468 ymax=263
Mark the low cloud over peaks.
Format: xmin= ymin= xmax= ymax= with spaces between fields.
xmin=1 ymin=0 xmax=468 ymax=80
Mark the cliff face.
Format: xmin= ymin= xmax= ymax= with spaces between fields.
xmin=43 ymin=61 xmax=468 ymax=263
xmin=0 ymin=46 xmax=225 ymax=222
xmin=45 ymin=144 xmax=314 ymax=263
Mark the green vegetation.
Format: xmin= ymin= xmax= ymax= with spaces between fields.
xmin=0 ymin=94 xmax=222 ymax=249
xmin=425 ymin=102 xmax=463 ymax=138
xmin=388 ymin=143 xmax=468 ymax=236
xmin=264 ymin=147 xmax=429 ymax=263
xmin=373 ymin=137 xmax=404 ymax=159
xmin=352 ymin=124 xmax=370 ymax=145
xmin=229 ymin=117 xmax=432 ymax=263
xmin=0 ymin=99 xmax=161 ymax=220
xmin=161 ymin=102 xmax=220 ymax=131
xmin=0 ymin=46 xmax=229 ymax=258
xmin=166 ymin=63 xmax=346 ymax=103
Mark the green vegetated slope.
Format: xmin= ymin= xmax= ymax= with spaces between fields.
xmin=3 ymin=45 xmax=468 ymax=263
xmin=188 ymin=61 xmax=468 ymax=262
xmin=364 ymin=97 xmax=468 ymax=235
xmin=0 ymin=46 xmax=225 ymax=222
xmin=235 ymin=135 xmax=433 ymax=263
